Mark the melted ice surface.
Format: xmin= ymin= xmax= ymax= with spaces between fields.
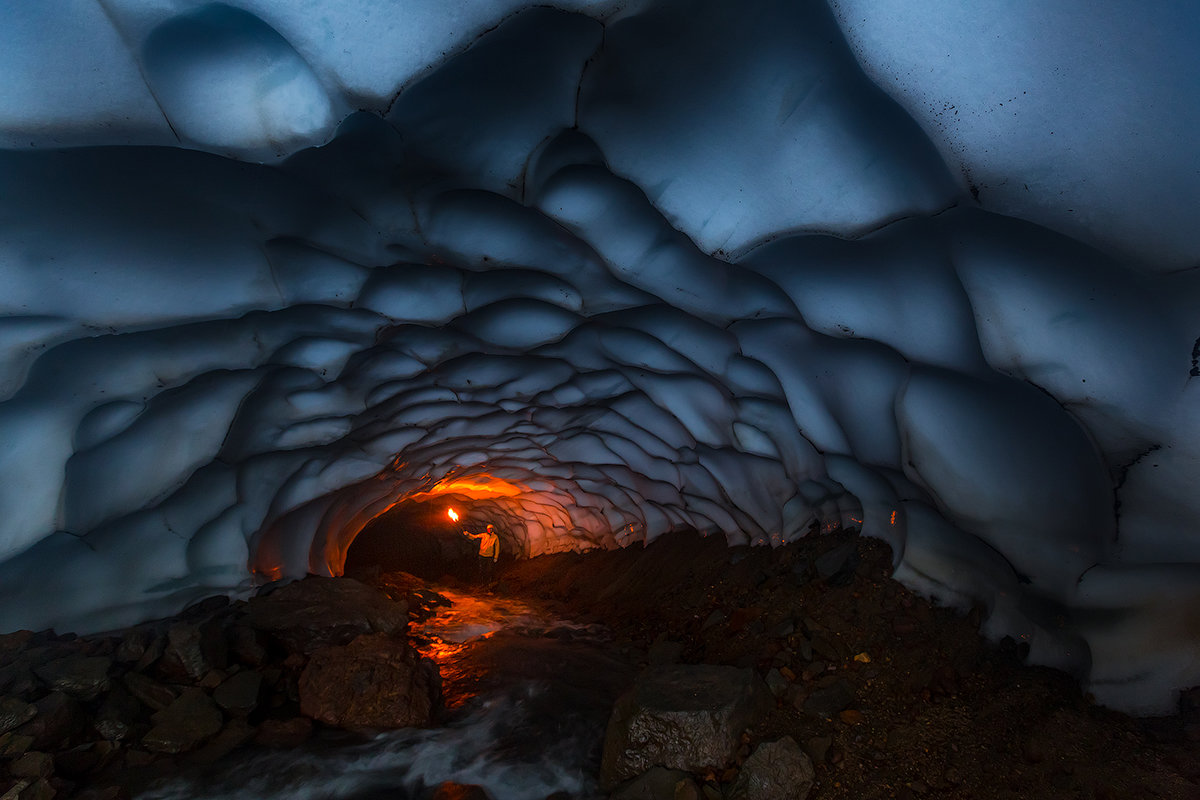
xmin=1 ymin=0 xmax=1198 ymax=714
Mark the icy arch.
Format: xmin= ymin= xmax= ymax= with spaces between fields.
xmin=1 ymin=1 xmax=1199 ymax=716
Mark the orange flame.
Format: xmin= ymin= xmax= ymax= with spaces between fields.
xmin=447 ymin=508 xmax=459 ymax=522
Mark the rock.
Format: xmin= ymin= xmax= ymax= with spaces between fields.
xmin=1 ymin=779 xmax=56 ymax=800
xmin=430 ymin=783 xmax=493 ymax=800
xmin=0 ymin=698 xmax=37 ymax=735
xmin=33 ymin=656 xmax=112 ymax=702
xmin=53 ymin=742 xmax=113 ymax=777
xmin=114 ymin=630 xmax=150 ymax=664
xmin=10 ymin=752 xmax=54 ymax=779
xmin=764 ymin=669 xmax=788 ymax=698
xmin=609 ymin=767 xmax=700 ymax=800
xmin=700 ymin=610 xmax=726 ymax=631
xmin=838 ymin=709 xmax=864 ymax=725
xmin=141 ymin=688 xmax=223 ymax=754
xmin=133 ymin=634 xmax=165 ymax=673
xmin=647 ymin=639 xmax=684 ymax=666
xmin=299 ymin=633 xmax=439 ymax=729
xmin=227 ymin=626 xmax=267 ymax=667
xmin=0 ymin=732 xmax=34 ymax=758
xmin=160 ymin=622 xmax=226 ymax=682
xmin=93 ymin=686 xmax=142 ymax=742
xmin=727 ymin=737 xmax=814 ymax=800
xmin=801 ymin=679 xmax=854 ymax=718
xmin=254 ymin=717 xmax=312 ymax=748
xmin=0 ymin=660 xmax=38 ymax=698
xmin=802 ymin=735 xmax=831 ymax=764
xmin=186 ymin=719 xmax=255 ymax=764
xmin=600 ymin=664 xmax=769 ymax=790
xmin=814 ymin=541 xmax=859 ymax=586
xmin=240 ymin=577 xmax=409 ymax=655
xmin=122 ymin=673 xmax=176 ymax=712
xmin=18 ymin=693 xmax=85 ymax=750
xmin=212 ymin=671 xmax=261 ymax=716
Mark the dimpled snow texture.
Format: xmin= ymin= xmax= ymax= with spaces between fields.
xmin=1 ymin=1 xmax=1199 ymax=715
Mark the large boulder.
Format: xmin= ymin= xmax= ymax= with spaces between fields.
xmin=240 ymin=577 xmax=409 ymax=654
xmin=33 ymin=655 xmax=112 ymax=701
xmin=727 ymin=736 xmax=815 ymax=800
xmin=298 ymin=633 xmax=439 ymax=729
xmin=600 ymin=664 xmax=769 ymax=790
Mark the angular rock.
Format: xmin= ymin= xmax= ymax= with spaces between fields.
xmin=600 ymin=664 xmax=769 ymax=790
xmin=9 ymin=751 xmax=54 ymax=779
xmin=801 ymin=679 xmax=854 ymax=718
xmin=1 ymin=779 xmax=56 ymax=800
xmin=93 ymin=686 xmax=142 ymax=741
xmin=609 ymin=766 xmax=700 ymax=800
xmin=33 ymin=656 xmax=112 ymax=702
xmin=212 ymin=671 xmax=261 ymax=716
xmin=814 ymin=541 xmax=859 ymax=586
xmin=114 ymin=630 xmax=151 ymax=664
xmin=18 ymin=692 xmax=85 ymax=750
xmin=727 ymin=737 xmax=814 ymax=800
xmin=227 ymin=626 xmax=267 ymax=667
xmin=0 ymin=697 xmax=37 ymax=736
xmin=298 ymin=633 xmax=438 ymax=729
xmin=240 ymin=577 xmax=409 ymax=655
xmin=54 ymin=742 xmax=114 ymax=778
xmin=122 ymin=673 xmax=176 ymax=712
xmin=142 ymin=688 xmax=223 ymax=754
xmin=186 ymin=719 xmax=255 ymax=765
xmin=160 ymin=622 xmax=226 ymax=682
xmin=254 ymin=717 xmax=312 ymax=748
xmin=0 ymin=731 xmax=33 ymax=758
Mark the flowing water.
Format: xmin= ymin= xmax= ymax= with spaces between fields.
xmin=139 ymin=589 xmax=637 ymax=800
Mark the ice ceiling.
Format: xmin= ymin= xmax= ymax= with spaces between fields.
xmin=1 ymin=0 xmax=1198 ymax=715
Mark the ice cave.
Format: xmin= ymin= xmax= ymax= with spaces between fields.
xmin=2 ymin=1 xmax=1200 ymax=787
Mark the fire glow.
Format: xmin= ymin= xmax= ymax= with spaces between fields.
xmin=447 ymin=508 xmax=459 ymax=523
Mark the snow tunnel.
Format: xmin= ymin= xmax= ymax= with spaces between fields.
xmin=1 ymin=0 xmax=1199 ymax=717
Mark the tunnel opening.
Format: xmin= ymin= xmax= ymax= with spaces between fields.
xmin=343 ymin=497 xmax=482 ymax=583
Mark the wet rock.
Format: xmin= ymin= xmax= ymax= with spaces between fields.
xmin=133 ymin=635 xmax=165 ymax=673
xmin=609 ymin=766 xmax=700 ymax=800
xmin=93 ymin=686 xmax=142 ymax=742
xmin=212 ymin=671 xmax=261 ymax=716
xmin=122 ymin=673 xmax=176 ymax=712
xmin=19 ymin=693 xmax=85 ymax=750
xmin=600 ymin=664 xmax=769 ymax=790
xmin=33 ymin=656 xmax=112 ymax=702
xmin=727 ymin=737 xmax=814 ymax=800
xmin=254 ymin=717 xmax=312 ymax=748
xmin=0 ymin=698 xmax=37 ymax=735
xmin=240 ymin=577 xmax=409 ymax=655
xmin=142 ymin=688 xmax=223 ymax=754
xmin=10 ymin=752 xmax=54 ymax=779
xmin=430 ymin=783 xmax=492 ymax=800
xmin=0 ymin=660 xmax=38 ymax=698
xmin=801 ymin=679 xmax=854 ymax=718
xmin=298 ymin=633 xmax=439 ymax=730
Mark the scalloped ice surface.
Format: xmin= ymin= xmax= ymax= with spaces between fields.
xmin=0 ymin=0 xmax=1198 ymax=715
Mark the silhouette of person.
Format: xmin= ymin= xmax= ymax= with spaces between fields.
xmin=463 ymin=523 xmax=500 ymax=582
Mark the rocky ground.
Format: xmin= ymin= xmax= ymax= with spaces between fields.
xmin=1 ymin=528 xmax=1197 ymax=800
xmin=499 ymin=529 xmax=1200 ymax=800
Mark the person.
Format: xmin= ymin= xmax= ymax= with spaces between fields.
xmin=463 ymin=523 xmax=500 ymax=583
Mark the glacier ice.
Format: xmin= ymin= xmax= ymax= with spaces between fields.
xmin=1 ymin=0 xmax=1199 ymax=716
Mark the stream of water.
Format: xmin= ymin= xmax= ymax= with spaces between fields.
xmin=139 ymin=589 xmax=636 ymax=800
